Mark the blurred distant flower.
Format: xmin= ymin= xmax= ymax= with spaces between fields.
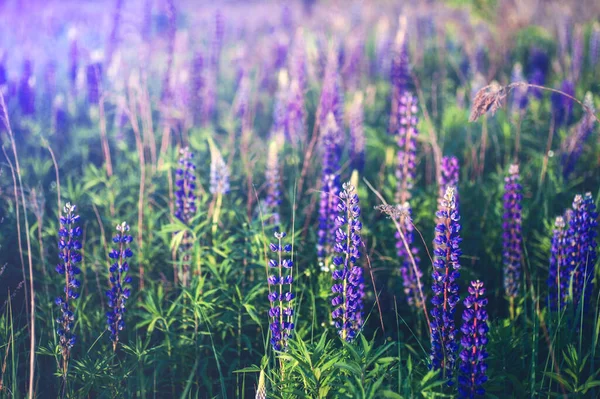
xmin=286 ymin=78 xmax=305 ymax=145
xmin=211 ymin=10 xmax=225 ymax=71
xmin=318 ymin=48 xmax=344 ymax=129
xmin=289 ymin=29 xmax=307 ymax=93
xmin=510 ymin=63 xmax=528 ymax=115
xmin=503 ymin=164 xmax=523 ymax=301
xmin=55 ymin=202 xmax=82 ymax=373
xmin=396 ymin=202 xmax=423 ymax=309
xmin=348 ymin=92 xmax=365 ymax=172
xmin=175 ymin=147 xmax=197 ymax=224
xmin=571 ymin=27 xmax=583 ymax=82
xmin=395 ymin=93 xmax=419 ymax=204
xmin=458 ymin=280 xmax=489 ymax=398
xmin=271 ymin=70 xmax=289 ymax=137
xmin=317 ymin=113 xmax=342 ymax=270
xmin=566 ymin=193 xmax=598 ymax=311
xmin=86 ymin=62 xmax=103 ymax=105
xmin=389 ymin=19 xmax=410 ymax=135
xmin=18 ymin=59 xmax=35 ymax=116
xmin=561 ymin=93 xmax=596 ymax=178
xmin=264 ymin=141 xmax=282 ymax=228
xmin=551 ymin=80 xmax=574 ymax=125
xmin=331 ymin=182 xmax=364 ymax=342
xmin=527 ymin=47 xmax=549 ymax=98
xmin=590 ymin=23 xmax=600 ymax=68
xmin=106 ymin=222 xmax=133 ymax=351
xmin=268 ymin=231 xmax=294 ymax=351
xmin=430 ymin=187 xmax=461 ymax=383
xmin=210 ymin=144 xmax=230 ymax=195
xmin=548 ymin=216 xmax=568 ymax=311
xmin=190 ymin=52 xmax=205 ymax=126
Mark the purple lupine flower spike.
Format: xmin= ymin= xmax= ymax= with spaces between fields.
xmin=268 ymin=231 xmax=294 ymax=351
xmin=289 ymin=29 xmax=307 ymax=94
xmin=211 ymin=10 xmax=225 ymax=71
xmin=570 ymin=26 xmax=583 ymax=83
xmin=430 ymin=187 xmax=461 ymax=383
xmin=566 ymin=193 xmax=598 ymax=311
xmin=439 ymin=156 xmax=459 ymax=203
xmin=548 ymin=216 xmax=568 ymax=310
xmin=86 ymin=51 xmax=103 ymax=105
xmin=395 ymin=92 xmax=419 ymax=204
xmin=331 ymin=182 xmax=365 ymax=342
xmin=264 ymin=141 xmax=282 ymax=228
xmin=317 ymin=113 xmax=342 ymax=271
xmin=271 ymin=70 xmax=289 ymax=138
xmin=590 ymin=23 xmax=600 ymax=68
xmin=318 ymin=47 xmax=344 ymax=129
xmin=106 ymin=222 xmax=133 ymax=351
xmin=510 ymin=63 xmax=528 ymax=115
xmin=18 ymin=59 xmax=35 ymax=116
xmin=190 ymin=52 xmax=205 ymax=126
xmin=551 ymin=80 xmax=574 ymax=126
xmin=396 ymin=202 xmax=423 ymax=309
xmin=458 ymin=280 xmax=489 ymax=398
xmin=286 ymin=78 xmax=305 ymax=146
xmin=55 ymin=202 xmax=82 ymax=373
xmin=389 ymin=17 xmax=410 ymax=135
xmin=348 ymin=92 xmax=365 ymax=172
xmin=502 ymin=164 xmax=523 ymax=301
xmin=175 ymin=147 xmax=197 ymax=286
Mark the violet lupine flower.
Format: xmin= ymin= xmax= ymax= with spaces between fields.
xmin=268 ymin=231 xmax=294 ymax=351
xmin=317 ymin=49 xmax=344 ymax=129
xmin=271 ymin=70 xmax=289 ymax=137
xmin=55 ymin=202 xmax=82 ymax=372
xmin=190 ymin=52 xmax=204 ymax=126
xmin=527 ymin=47 xmax=549 ymax=99
xmin=210 ymin=146 xmax=230 ymax=195
xmin=203 ymin=69 xmax=217 ymax=126
xmin=18 ymin=59 xmax=35 ymax=116
xmin=348 ymin=92 xmax=365 ymax=172
xmin=233 ymin=74 xmax=251 ymax=130
xmin=439 ymin=156 xmax=459 ymax=203
xmin=396 ymin=202 xmax=423 ymax=309
xmin=210 ymin=10 xmax=225 ymax=71
xmin=289 ymin=30 xmax=307 ymax=93
xmin=570 ymin=27 xmax=583 ymax=82
xmin=510 ymin=63 xmax=528 ymax=115
xmin=548 ymin=216 xmax=568 ymax=311
xmin=264 ymin=141 xmax=282 ymax=228
xmin=317 ymin=113 xmax=342 ymax=270
xmin=389 ymin=27 xmax=410 ymax=135
xmin=430 ymin=187 xmax=461 ymax=383
xmin=286 ymin=79 xmax=305 ymax=145
xmin=106 ymin=222 xmax=133 ymax=351
xmin=175 ymin=147 xmax=197 ymax=224
xmin=458 ymin=280 xmax=489 ymax=398
xmin=561 ymin=94 xmax=596 ymax=178
xmin=86 ymin=62 xmax=103 ymax=105
xmin=590 ymin=23 xmax=600 ymax=68
xmin=331 ymin=182 xmax=364 ymax=342
xmin=394 ymin=93 xmax=419 ymax=204
xmin=502 ymin=164 xmax=523 ymax=299
xmin=68 ymin=28 xmax=79 ymax=91
xmin=551 ymin=80 xmax=574 ymax=126
xmin=565 ymin=193 xmax=598 ymax=311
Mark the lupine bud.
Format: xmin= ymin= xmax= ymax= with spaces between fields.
xmin=548 ymin=216 xmax=568 ymax=310
xmin=395 ymin=93 xmax=419 ymax=204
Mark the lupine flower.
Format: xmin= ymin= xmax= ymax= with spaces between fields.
xmin=331 ymin=182 xmax=364 ymax=342
xmin=190 ymin=52 xmax=205 ymax=126
xmin=548 ymin=216 xmax=568 ymax=310
xmin=565 ymin=193 xmax=598 ymax=311
xmin=374 ymin=18 xmax=391 ymax=78
xmin=175 ymin=147 xmax=197 ymax=286
xmin=317 ymin=48 xmax=344 ymax=129
xmin=430 ymin=187 xmax=461 ymax=383
xmin=396 ymin=202 xmax=423 ymax=309
xmin=343 ymin=34 xmax=364 ymax=91
xmin=348 ymin=92 xmax=365 ymax=172
xmin=561 ymin=93 xmax=596 ymax=178
xmin=203 ymin=69 xmax=217 ymax=126
xmin=317 ymin=113 xmax=342 ymax=270
xmin=439 ymin=156 xmax=459 ymax=202
xmin=267 ymin=231 xmax=294 ymax=351
xmin=289 ymin=29 xmax=307 ymax=93
xmin=18 ymin=59 xmax=35 ymax=116
xmin=503 ymin=164 xmax=523 ymax=300
xmin=389 ymin=22 xmax=410 ymax=135
xmin=527 ymin=47 xmax=549 ymax=98
xmin=55 ymin=202 xmax=82 ymax=373
xmin=210 ymin=145 xmax=230 ymax=195
xmin=286 ymin=78 xmax=305 ymax=145
xmin=510 ymin=63 xmax=528 ymax=115
xmin=210 ymin=10 xmax=225 ymax=71
xmin=271 ymin=70 xmax=289 ymax=137
xmin=590 ymin=23 xmax=600 ymax=68
xmin=570 ymin=27 xmax=583 ymax=83
xmin=458 ymin=280 xmax=489 ymax=398
xmin=106 ymin=222 xmax=133 ymax=351
xmin=394 ymin=93 xmax=419 ymax=204
xmin=264 ymin=141 xmax=282 ymax=228
xmin=68 ymin=27 xmax=79 ymax=91
xmin=175 ymin=147 xmax=197 ymax=224
xmin=551 ymin=80 xmax=574 ymax=125
xmin=233 ymin=73 xmax=251 ymax=129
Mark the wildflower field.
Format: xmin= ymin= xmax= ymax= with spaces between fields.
xmin=1 ymin=0 xmax=600 ymax=397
